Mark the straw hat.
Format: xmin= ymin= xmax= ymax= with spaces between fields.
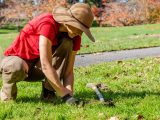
xmin=53 ymin=3 xmax=95 ymax=42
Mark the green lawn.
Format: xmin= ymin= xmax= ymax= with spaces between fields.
xmin=1 ymin=24 xmax=160 ymax=54
xmin=0 ymin=29 xmax=17 ymax=54
xmin=0 ymin=57 xmax=160 ymax=119
xmin=80 ymin=23 xmax=160 ymax=54
xmin=0 ymin=24 xmax=160 ymax=119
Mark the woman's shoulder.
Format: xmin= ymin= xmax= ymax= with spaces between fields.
xmin=27 ymin=13 xmax=56 ymax=27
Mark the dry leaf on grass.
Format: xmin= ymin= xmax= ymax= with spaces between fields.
xmin=108 ymin=116 xmax=119 ymax=120
xmin=85 ymin=45 xmax=89 ymax=48
xmin=117 ymin=60 xmax=123 ymax=64
xmin=137 ymin=114 xmax=144 ymax=120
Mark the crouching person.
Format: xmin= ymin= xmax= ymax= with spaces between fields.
xmin=0 ymin=3 xmax=95 ymax=105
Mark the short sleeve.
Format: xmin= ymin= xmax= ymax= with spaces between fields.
xmin=73 ymin=35 xmax=81 ymax=51
xmin=38 ymin=22 xmax=57 ymax=45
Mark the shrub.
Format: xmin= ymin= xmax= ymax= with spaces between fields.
xmin=147 ymin=0 xmax=160 ymax=23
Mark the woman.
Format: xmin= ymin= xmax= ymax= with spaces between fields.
xmin=0 ymin=3 xmax=95 ymax=104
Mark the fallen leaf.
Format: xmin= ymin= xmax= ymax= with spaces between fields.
xmin=117 ymin=61 xmax=123 ymax=64
xmin=137 ymin=114 xmax=144 ymax=120
xmin=133 ymin=33 xmax=138 ymax=35
xmin=123 ymin=70 xmax=128 ymax=76
xmin=85 ymin=45 xmax=89 ymax=48
xmin=98 ymin=112 xmax=105 ymax=117
xmin=33 ymin=107 xmax=41 ymax=116
xmin=113 ymin=76 xmax=119 ymax=80
xmin=137 ymin=72 xmax=143 ymax=77
xmin=104 ymin=73 xmax=110 ymax=77
xmin=108 ymin=116 xmax=119 ymax=120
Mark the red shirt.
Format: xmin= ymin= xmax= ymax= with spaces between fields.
xmin=4 ymin=13 xmax=81 ymax=60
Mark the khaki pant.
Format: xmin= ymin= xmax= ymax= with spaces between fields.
xmin=0 ymin=37 xmax=73 ymax=101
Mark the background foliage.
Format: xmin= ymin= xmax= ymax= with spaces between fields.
xmin=0 ymin=0 xmax=160 ymax=29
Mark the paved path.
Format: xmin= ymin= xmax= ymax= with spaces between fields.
xmin=75 ymin=47 xmax=160 ymax=67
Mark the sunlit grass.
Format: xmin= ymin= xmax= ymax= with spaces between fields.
xmin=80 ymin=23 xmax=160 ymax=54
xmin=0 ymin=57 xmax=160 ymax=119
xmin=0 ymin=24 xmax=160 ymax=119
xmin=1 ymin=24 xmax=160 ymax=55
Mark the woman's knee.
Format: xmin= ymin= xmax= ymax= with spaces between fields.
xmin=1 ymin=56 xmax=23 ymax=72
xmin=1 ymin=56 xmax=27 ymax=82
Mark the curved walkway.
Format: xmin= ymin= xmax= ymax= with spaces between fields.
xmin=75 ymin=47 xmax=160 ymax=67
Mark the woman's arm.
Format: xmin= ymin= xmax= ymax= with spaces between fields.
xmin=63 ymin=51 xmax=77 ymax=96
xmin=39 ymin=35 xmax=70 ymax=97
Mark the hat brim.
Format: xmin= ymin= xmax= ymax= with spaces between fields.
xmin=52 ymin=6 xmax=95 ymax=42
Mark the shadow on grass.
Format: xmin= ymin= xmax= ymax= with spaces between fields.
xmin=109 ymin=91 xmax=160 ymax=99
xmin=9 ymin=90 xmax=160 ymax=106
xmin=16 ymin=96 xmax=41 ymax=103
xmin=76 ymin=90 xmax=160 ymax=101
xmin=15 ymin=96 xmax=62 ymax=105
